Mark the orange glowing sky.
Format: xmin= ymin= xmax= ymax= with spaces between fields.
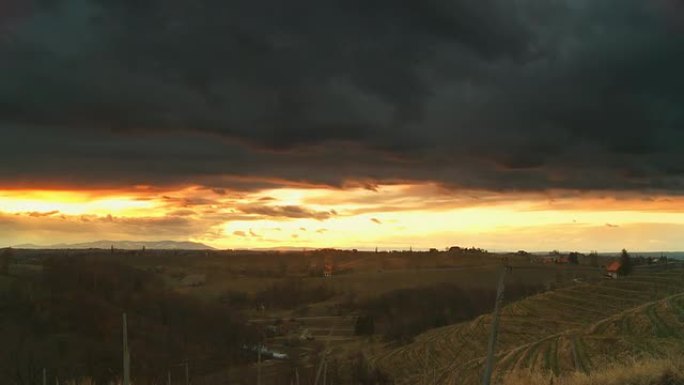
xmin=3 ymin=0 xmax=684 ymax=253
xmin=2 ymin=184 xmax=684 ymax=252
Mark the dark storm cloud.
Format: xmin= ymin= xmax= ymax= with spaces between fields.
xmin=239 ymin=205 xmax=334 ymax=220
xmin=0 ymin=211 xmax=202 ymax=238
xmin=27 ymin=210 xmax=60 ymax=217
xmin=0 ymin=0 xmax=683 ymax=192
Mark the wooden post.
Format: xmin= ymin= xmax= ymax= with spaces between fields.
xmin=123 ymin=313 xmax=130 ymax=385
xmin=257 ymin=344 xmax=262 ymax=385
xmin=322 ymin=361 xmax=327 ymax=385
xmin=481 ymin=266 xmax=509 ymax=385
xmin=42 ymin=368 xmax=46 ymax=385
xmin=314 ymin=324 xmax=336 ymax=385
xmin=295 ymin=367 xmax=300 ymax=385
xmin=167 ymin=370 xmax=171 ymax=385
xmin=185 ymin=362 xmax=190 ymax=385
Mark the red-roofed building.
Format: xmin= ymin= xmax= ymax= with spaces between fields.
xmin=557 ymin=256 xmax=570 ymax=264
xmin=605 ymin=260 xmax=622 ymax=279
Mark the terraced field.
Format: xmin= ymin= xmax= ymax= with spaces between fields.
xmin=371 ymin=267 xmax=684 ymax=385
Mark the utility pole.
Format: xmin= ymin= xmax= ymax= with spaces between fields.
xmin=123 ymin=313 xmax=130 ymax=385
xmin=481 ymin=265 xmax=510 ymax=385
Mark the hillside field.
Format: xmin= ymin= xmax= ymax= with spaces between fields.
xmin=371 ymin=265 xmax=684 ymax=385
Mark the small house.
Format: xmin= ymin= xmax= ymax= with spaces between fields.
xmin=541 ymin=256 xmax=555 ymax=264
xmin=605 ymin=260 xmax=622 ymax=279
xmin=323 ymin=260 xmax=334 ymax=277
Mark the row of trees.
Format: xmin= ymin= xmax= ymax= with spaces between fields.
xmin=546 ymin=250 xmax=600 ymax=266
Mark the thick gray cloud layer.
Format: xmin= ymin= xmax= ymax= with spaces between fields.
xmin=1 ymin=0 xmax=683 ymax=191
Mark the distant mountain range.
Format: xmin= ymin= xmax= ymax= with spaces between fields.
xmin=13 ymin=240 xmax=214 ymax=250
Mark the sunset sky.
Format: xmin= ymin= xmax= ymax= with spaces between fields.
xmin=1 ymin=0 xmax=683 ymax=251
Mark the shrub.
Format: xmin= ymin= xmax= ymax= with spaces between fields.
xmin=0 ymin=257 xmax=256 ymax=384
xmin=358 ymin=282 xmax=544 ymax=341
xmin=254 ymin=279 xmax=336 ymax=309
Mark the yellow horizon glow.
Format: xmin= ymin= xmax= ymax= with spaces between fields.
xmin=2 ymin=184 xmax=684 ymax=251
xmin=0 ymin=190 xmax=162 ymax=217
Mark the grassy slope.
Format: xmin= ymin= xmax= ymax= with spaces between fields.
xmin=371 ymin=267 xmax=684 ymax=385
xmin=503 ymin=358 xmax=684 ymax=385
